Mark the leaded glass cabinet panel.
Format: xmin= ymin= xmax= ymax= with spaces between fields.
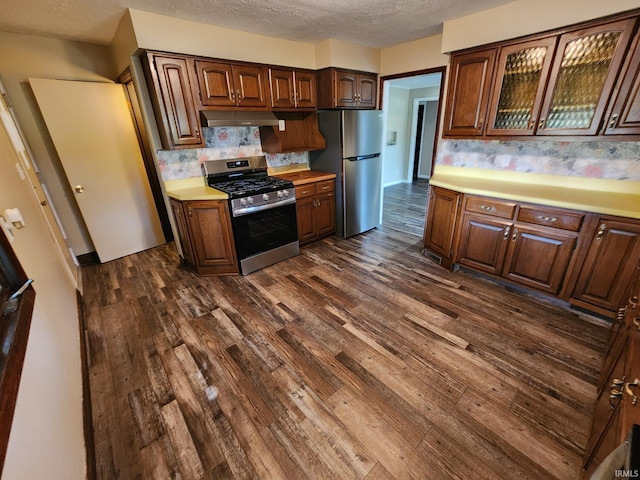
xmin=486 ymin=37 xmax=557 ymax=136
xmin=538 ymin=18 xmax=636 ymax=135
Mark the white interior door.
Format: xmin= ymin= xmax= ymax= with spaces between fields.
xmin=30 ymin=78 xmax=164 ymax=263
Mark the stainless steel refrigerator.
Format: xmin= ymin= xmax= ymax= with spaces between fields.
xmin=310 ymin=110 xmax=383 ymax=238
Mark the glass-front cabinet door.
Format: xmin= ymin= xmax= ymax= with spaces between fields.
xmin=486 ymin=38 xmax=557 ymax=136
xmin=537 ymin=18 xmax=636 ymax=136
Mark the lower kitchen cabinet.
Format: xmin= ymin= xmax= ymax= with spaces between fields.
xmin=422 ymin=186 xmax=461 ymax=268
xmin=295 ymin=179 xmax=336 ymax=245
xmin=571 ymin=217 xmax=640 ymax=316
xmin=169 ymin=198 xmax=238 ymax=275
xmin=581 ymin=265 xmax=640 ymax=478
xmin=456 ymin=196 xmax=579 ymax=295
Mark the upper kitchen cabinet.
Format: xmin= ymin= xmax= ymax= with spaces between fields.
xmin=485 ymin=38 xmax=557 ymax=136
xmin=316 ymin=68 xmax=378 ymax=109
xmin=269 ymin=68 xmax=317 ymax=110
xmin=143 ymin=53 xmax=204 ymax=149
xmin=442 ymin=48 xmax=496 ymax=137
xmin=603 ymin=25 xmax=640 ymax=135
xmin=194 ymin=60 xmax=269 ymax=109
xmin=536 ymin=18 xmax=636 ymax=136
xmin=444 ymin=13 xmax=639 ymax=139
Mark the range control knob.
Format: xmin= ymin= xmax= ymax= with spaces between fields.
xmin=263 ymin=193 xmax=270 ymax=201
xmin=247 ymin=196 xmax=254 ymax=204
xmin=240 ymin=198 xmax=248 ymax=206
xmin=277 ymin=190 xmax=284 ymax=198
xmin=283 ymin=189 xmax=289 ymax=197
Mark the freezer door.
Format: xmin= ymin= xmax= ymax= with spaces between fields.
xmin=343 ymin=154 xmax=382 ymax=237
xmin=341 ymin=110 xmax=383 ymax=159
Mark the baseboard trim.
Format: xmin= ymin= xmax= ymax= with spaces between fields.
xmin=77 ymin=289 xmax=96 ymax=480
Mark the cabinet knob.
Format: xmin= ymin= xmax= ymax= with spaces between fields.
xmin=512 ymin=228 xmax=519 ymax=241
xmin=609 ymin=113 xmax=619 ymax=128
xmin=538 ymin=118 xmax=546 ymax=129
xmin=503 ymin=226 xmax=511 ymax=239
xmin=633 ymin=317 xmax=640 ymax=330
xmin=631 ymin=295 xmax=638 ymax=308
xmin=625 ymin=379 xmax=640 ymax=405
xmin=596 ymin=223 xmax=607 ymax=239
xmin=610 ymin=390 xmax=623 ymax=409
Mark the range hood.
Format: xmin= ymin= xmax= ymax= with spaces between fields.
xmin=200 ymin=110 xmax=280 ymax=127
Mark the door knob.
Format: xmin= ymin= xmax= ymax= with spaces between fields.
xmin=74 ymin=185 xmax=85 ymax=193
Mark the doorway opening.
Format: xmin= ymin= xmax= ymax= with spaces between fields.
xmin=379 ymin=68 xmax=444 ymax=238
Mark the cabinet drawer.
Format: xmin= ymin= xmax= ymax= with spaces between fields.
xmin=295 ymin=185 xmax=316 ymax=199
xmin=465 ymin=196 xmax=516 ymax=219
xmin=314 ymin=180 xmax=335 ymax=195
xmin=517 ymin=205 xmax=584 ymax=232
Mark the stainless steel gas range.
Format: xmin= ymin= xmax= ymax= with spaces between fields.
xmin=202 ymin=156 xmax=299 ymax=275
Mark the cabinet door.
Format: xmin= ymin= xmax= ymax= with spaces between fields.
xmin=335 ymin=71 xmax=359 ymax=108
xmin=502 ymin=224 xmax=577 ymax=294
xmin=316 ymin=188 xmax=336 ymax=237
xmin=443 ymin=48 xmax=497 ymax=137
xmin=537 ymin=18 xmax=636 ymax=136
xmin=170 ymin=199 xmax=195 ymax=266
xmin=486 ymin=37 xmax=557 ymax=136
xmin=294 ymin=71 xmax=317 ymax=109
xmin=582 ymin=335 xmax=628 ymax=475
xmin=152 ymin=55 xmax=203 ymax=147
xmin=604 ymin=28 xmax=640 ymax=135
xmin=233 ymin=65 xmax=268 ymax=108
xmin=457 ymin=213 xmax=511 ymax=275
xmin=357 ymin=73 xmax=377 ymax=109
xmin=194 ymin=60 xmax=236 ymax=107
xmin=572 ymin=218 xmax=640 ymax=313
xmin=296 ymin=196 xmax=317 ymax=244
xmin=423 ymin=186 xmax=461 ymax=264
xmin=186 ymin=201 xmax=238 ymax=273
xmin=269 ymin=68 xmax=296 ymax=108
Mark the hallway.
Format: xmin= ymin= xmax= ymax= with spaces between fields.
xmin=382 ymin=179 xmax=429 ymax=237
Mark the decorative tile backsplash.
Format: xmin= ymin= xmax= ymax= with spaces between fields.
xmin=436 ymin=139 xmax=640 ymax=181
xmin=157 ymin=126 xmax=309 ymax=180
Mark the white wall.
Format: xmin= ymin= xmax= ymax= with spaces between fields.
xmin=0 ymin=114 xmax=84 ymax=480
xmin=382 ymin=87 xmax=410 ymax=186
xmin=442 ymin=0 xmax=640 ymax=52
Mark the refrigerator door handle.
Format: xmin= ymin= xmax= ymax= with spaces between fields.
xmin=345 ymin=153 xmax=381 ymax=162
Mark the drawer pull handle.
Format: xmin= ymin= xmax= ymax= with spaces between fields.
xmin=612 ymin=377 xmax=626 ymax=388
xmin=537 ymin=215 xmax=558 ymax=223
xmin=321 ymin=185 xmax=330 ymax=190
xmin=480 ymin=205 xmax=495 ymax=212
xmin=625 ymin=379 xmax=639 ymax=405
xmin=302 ymin=190 xmax=309 ymax=194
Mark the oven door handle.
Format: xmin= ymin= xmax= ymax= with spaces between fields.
xmin=232 ymin=196 xmax=296 ymax=217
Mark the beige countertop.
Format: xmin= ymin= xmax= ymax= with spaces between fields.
xmin=164 ymin=177 xmax=228 ymax=201
xmin=431 ymin=166 xmax=640 ymax=219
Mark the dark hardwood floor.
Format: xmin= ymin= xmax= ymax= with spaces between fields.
xmin=382 ymin=179 xmax=429 ymax=237
xmin=82 ymin=228 xmax=608 ymax=479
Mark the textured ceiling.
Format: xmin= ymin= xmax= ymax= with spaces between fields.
xmin=0 ymin=0 xmax=513 ymax=48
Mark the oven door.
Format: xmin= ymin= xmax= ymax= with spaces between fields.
xmin=231 ymin=201 xmax=298 ymax=261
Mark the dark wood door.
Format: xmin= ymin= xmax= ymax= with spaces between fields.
xmin=537 ymin=18 xmax=636 ymax=136
xmin=423 ymin=186 xmax=460 ymax=264
xmin=502 ymin=224 xmax=577 ymax=294
xmin=294 ymin=71 xmax=317 ymax=108
xmin=443 ymin=48 xmax=497 ymax=137
xmin=457 ymin=213 xmax=511 ymax=275
xmin=316 ymin=191 xmax=336 ymax=237
xmin=357 ymin=73 xmax=377 ymax=109
xmin=233 ymin=65 xmax=268 ymax=108
xmin=485 ymin=37 xmax=558 ymax=136
xmin=186 ymin=201 xmax=238 ymax=273
xmin=194 ymin=60 xmax=236 ymax=107
xmin=152 ymin=55 xmax=203 ymax=147
xmin=604 ymin=27 xmax=640 ymax=135
xmin=335 ymin=71 xmax=358 ymax=108
xmin=296 ymin=196 xmax=317 ymax=244
xmin=170 ymin=198 xmax=195 ymax=266
xmin=269 ymin=68 xmax=296 ymax=108
xmin=572 ymin=218 xmax=640 ymax=313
